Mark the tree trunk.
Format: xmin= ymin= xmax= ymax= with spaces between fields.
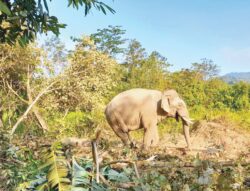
xmin=26 ymin=65 xmax=48 ymax=131
xmin=11 ymin=80 xmax=55 ymax=135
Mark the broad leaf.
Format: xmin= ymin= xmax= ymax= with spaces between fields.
xmin=0 ymin=1 xmax=11 ymax=15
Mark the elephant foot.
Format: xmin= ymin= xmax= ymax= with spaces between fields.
xmin=186 ymin=144 xmax=192 ymax=151
xmin=130 ymin=141 xmax=138 ymax=149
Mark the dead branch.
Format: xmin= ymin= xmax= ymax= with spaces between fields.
xmin=100 ymin=160 xmax=134 ymax=168
xmin=26 ymin=65 xmax=48 ymax=131
xmin=115 ymin=182 xmax=137 ymax=189
xmin=10 ymin=81 xmax=56 ymax=136
xmin=138 ymin=161 xmax=250 ymax=170
xmin=99 ymin=174 xmax=136 ymax=189
xmin=6 ymin=81 xmax=29 ymax=104
xmin=99 ymin=174 xmax=113 ymax=187
xmin=32 ymin=108 xmax=48 ymax=131
xmin=101 ymin=158 xmax=250 ymax=171
xmin=94 ymin=129 xmax=102 ymax=142
xmin=6 ymin=78 xmax=48 ymax=132
xmin=133 ymin=162 xmax=140 ymax=179
xmin=91 ymin=140 xmax=100 ymax=183
xmin=61 ymin=137 xmax=91 ymax=147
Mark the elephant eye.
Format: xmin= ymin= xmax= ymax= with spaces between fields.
xmin=167 ymin=98 xmax=171 ymax=105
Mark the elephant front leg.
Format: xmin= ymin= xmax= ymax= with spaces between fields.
xmin=143 ymin=124 xmax=159 ymax=148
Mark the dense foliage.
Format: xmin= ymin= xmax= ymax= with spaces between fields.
xmin=0 ymin=26 xmax=250 ymax=190
xmin=0 ymin=0 xmax=114 ymax=45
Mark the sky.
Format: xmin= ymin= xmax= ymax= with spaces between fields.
xmin=39 ymin=0 xmax=250 ymax=75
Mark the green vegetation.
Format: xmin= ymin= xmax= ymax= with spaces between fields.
xmin=0 ymin=26 xmax=250 ymax=190
xmin=0 ymin=0 xmax=114 ymax=45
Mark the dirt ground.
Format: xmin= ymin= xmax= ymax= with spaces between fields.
xmin=66 ymin=120 xmax=250 ymax=164
xmin=159 ymin=120 xmax=250 ymax=161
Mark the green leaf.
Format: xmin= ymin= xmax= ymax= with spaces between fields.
xmin=68 ymin=0 xmax=73 ymax=7
xmin=105 ymin=5 xmax=116 ymax=14
xmin=43 ymin=0 xmax=49 ymax=12
xmin=100 ymin=5 xmax=106 ymax=15
xmin=40 ymin=145 xmax=71 ymax=191
xmin=101 ymin=3 xmax=115 ymax=14
xmin=72 ymin=157 xmax=90 ymax=188
xmin=0 ymin=1 xmax=11 ymax=15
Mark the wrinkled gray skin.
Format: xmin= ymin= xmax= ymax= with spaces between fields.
xmin=105 ymin=88 xmax=192 ymax=149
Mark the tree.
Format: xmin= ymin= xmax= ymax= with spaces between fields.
xmin=150 ymin=51 xmax=170 ymax=73
xmin=48 ymin=36 xmax=121 ymax=112
xmin=122 ymin=39 xmax=170 ymax=90
xmin=38 ymin=36 xmax=123 ymax=137
xmin=90 ymin=25 xmax=127 ymax=57
xmin=136 ymin=51 xmax=169 ymax=89
xmin=124 ymin=39 xmax=147 ymax=73
xmin=191 ymin=58 xmax=220 ymax=80
xmin=126 ymin=50 xmax=170 ymax=90
xmin=168 ymin=69 xmax=206 ymax=107
xmin=0 ymin=42 xmax=52 ymax=133
xmin=0 ymin=0 xmax=115 ymax=46
xmin=42 ymin=36 xmax=68 ymax=76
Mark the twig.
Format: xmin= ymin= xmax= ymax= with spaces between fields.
xmin=91 ymin=130 xmax=102 ymax=183
xmin=133 ymin=162 xmax=140 ymax=179
xmin=91 ymin=140 xmax=100 ymax=183
xmin=99 ymin=174 xmax=113 ymax=187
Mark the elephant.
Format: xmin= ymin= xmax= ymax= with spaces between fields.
xmin=105 ymin=88 xmax=192 ymax=149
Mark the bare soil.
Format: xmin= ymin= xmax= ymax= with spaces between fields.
xmin=69 ymin=120 xmax=250 ymax=164
xmin=160 ymin=120 xmax=250 ymax=161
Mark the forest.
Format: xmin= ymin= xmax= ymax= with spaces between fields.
xmin=0 ymin=25 xmax=250 ymax=190
xmin=0 ymin=1 xmax=250 ymax=190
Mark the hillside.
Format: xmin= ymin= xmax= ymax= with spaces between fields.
xmin=222 ymin=72 xmax=250 ymax=83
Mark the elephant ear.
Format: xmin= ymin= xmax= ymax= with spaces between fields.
xmin=161 ymin=89 xmax=179 ymax=113
xmin=161 ymin=94 xmax=170 ymax=113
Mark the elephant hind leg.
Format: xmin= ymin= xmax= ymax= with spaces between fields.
xmin=111 ymin=125 xmax=131 ymax=146
xmin=105 ymin=110 xmax=132 ymax=146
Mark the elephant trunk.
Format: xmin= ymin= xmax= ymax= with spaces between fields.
xmin=181 ymin=118 xmax=191 ymax=149
xmin=177 ymin=102 xmax=192 ymax=149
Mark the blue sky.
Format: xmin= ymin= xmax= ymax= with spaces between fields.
xmin=40 ymin=0 xmax=250 ymax=75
